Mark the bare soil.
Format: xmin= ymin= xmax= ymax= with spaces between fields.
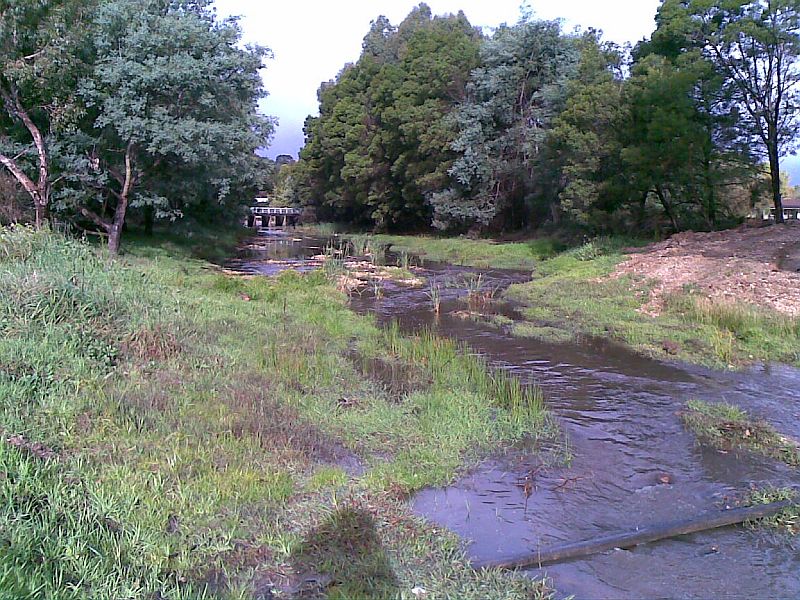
xmin=613 ymin=222 xmax=800 ymax=316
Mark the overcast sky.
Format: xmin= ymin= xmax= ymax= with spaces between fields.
xmin=214 ymin=0 xmax=662 ymax=158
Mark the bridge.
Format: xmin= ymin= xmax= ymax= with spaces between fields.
xmin=247 ymin=204 xmax=302 ymax=228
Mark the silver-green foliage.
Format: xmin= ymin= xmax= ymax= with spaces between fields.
xmin=431 ymin=18 xmax=579 ymax=231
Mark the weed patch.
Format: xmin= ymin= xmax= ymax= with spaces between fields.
xmin=681 ymin=400 xmax=800 ymax=466
xmin=745 ymin=487 xmax=799 ymax=536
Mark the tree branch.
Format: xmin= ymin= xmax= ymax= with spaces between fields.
xmin=79 ymin=205 xmax=112 ymax=232
xmin=0 ymin=151 xmax=40 ymax=203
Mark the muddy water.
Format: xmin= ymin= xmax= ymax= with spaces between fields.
xmin=236 ymin=231 xmax=800 ymax=600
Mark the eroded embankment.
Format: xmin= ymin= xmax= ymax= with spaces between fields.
xmin=613 ymin=222 xmax=800 ymax=317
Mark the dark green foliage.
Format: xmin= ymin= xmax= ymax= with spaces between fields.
xmin=651 ymin=0 xmax=800 ymax=223
xmin=621 ymin=1 xmax=760 ymax=232
xmin=296 ymin=2 xmax=785 ymax=236
xmin=548 ymin=33 xmax=627 ymax=230
xmin=432 ymin=18 xmax=579 ymax=232
xmin=299 ymin=4 xmax=481 ymax=231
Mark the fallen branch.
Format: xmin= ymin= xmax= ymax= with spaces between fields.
xmin=473 ymin=500 xmax=793 ymax=570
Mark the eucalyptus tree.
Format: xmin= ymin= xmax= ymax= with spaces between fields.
xmin=72 ymin=0 xmax=271 ymax=254
xmin=660 ymin=0 xmax=800 ymax=223
xmin=431 ymin=18 xmax=579 ymax=231
xmin=0 ymin=0 xmax=92 ymax=227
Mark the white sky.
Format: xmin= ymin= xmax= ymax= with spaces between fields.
xmin=214 ymin=0 xmax=662 ymax=159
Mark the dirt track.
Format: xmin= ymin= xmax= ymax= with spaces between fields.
xmin=613 ymin=222 xmax=800 ymax=317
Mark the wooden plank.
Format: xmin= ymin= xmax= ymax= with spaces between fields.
xmin=472 ymin=500 xmax=793 ymax=571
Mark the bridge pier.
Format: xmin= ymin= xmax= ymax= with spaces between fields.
xmin=249 ymin=205 xmax=302 ymax=229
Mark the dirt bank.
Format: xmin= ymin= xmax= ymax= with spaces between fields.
xmin=614 ymin=223 xmax=800 ymax=317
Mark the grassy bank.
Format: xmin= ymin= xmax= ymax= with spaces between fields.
xmin=0 ymin=227 xmax=554 ymax=599
xmin=367 ymin=234 xmax=799 ymax=367
xmin=504 ymin=239 xmax=800 ymax=367
xmin=371 ymin=234 xmax=564 ymax=270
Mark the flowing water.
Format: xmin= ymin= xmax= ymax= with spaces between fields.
xmin=234 ymin=231 xmax=800 ymax=600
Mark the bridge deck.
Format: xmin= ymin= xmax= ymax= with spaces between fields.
xmin=250 ymin=206 xmax=301 ymax=216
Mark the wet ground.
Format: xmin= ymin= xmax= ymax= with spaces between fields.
xmin=234 ymin=230 xmax=800 ymax=600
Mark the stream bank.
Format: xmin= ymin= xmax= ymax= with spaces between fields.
xmin=237 ymin=229 xmax=800 ymax=600
xmin=367 ymin=229 xmax=800 ymax=368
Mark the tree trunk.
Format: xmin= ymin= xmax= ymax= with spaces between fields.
xmin=108 ymin=143 xmax=136 ymax=256
xmin=108 ymin=219 xmax=124 ymax=255
xmin=0 ymin=150 xmax=48 ymax=228
xmin=143 ymin=205 xmax=154 ymax=236
xmin=0 ymin=86 xmax=51 ymax=229
xmin=703 ymin=154 xmax=717 ymax=229
xmin=768 ymin=140 xmax=784 ymax=224
xmin=654 ymin=186 xmax=680 ymax=232
xmin=34 ymin=200 xmax=49 ymax=229
xmin=637 ymin=190 xmax=648 ymax=231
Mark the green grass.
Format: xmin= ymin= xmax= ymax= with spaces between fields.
xmin=0 ymin=226 xmax=554 ymax=599
xmin=363 ymin=234 xmax=799 ymax=367
xmin=371 ymin=234 xmax=566 ymax=270
xmin=504 ymin=239 xmax=800 ymax=368
xmin=745 ymin=487 xmax=799 ymax=536
xmin=681 ymin=400 xmax=800 ymax=467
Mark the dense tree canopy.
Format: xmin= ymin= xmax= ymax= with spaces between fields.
xmin=296 ymin=2 xmax=796 ymax=236
xmin=4 ymin=1 xmax=798 ymax=242
xmin=0 ymin=0 xmax=272 ymax=253
xmin=300 ymin=4 xmax=481 ymax=230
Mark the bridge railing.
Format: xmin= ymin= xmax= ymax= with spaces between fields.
xmin=250 ymin=207 xmax=302 ymax=216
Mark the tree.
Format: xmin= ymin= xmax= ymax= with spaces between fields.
xmin=624 ymin=8 xmax=757 ymax=234
xmin=0 ymin=0 xmax=91 ymax=227
xmin=299 ymin=4 xmax=480 ymax=230
xmin=71 ymin=0 xmax=271 ymax=254
xmin=273 ymin=162 xmax=302 ymax=207
xmin=432 ymin=18 xmax=578 ymax=231
xmin=548 ymin=33 xmax=627 ymax=229
xmin=668 ymin=0 xmax=800 ymax=223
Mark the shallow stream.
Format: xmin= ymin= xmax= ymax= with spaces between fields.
xmin=234 ymin=231 xmax=800 ymax=600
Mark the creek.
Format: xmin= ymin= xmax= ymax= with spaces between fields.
xmin=232 ymin=231 xmax=800 ymax=600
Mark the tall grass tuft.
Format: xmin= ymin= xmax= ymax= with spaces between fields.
xmin=426 ymin=277 xmax=442 ymax=314
xmin=349 ymin=235 xmax=372 ymax=257
xmin=667 ymin=294 xmax=800 ymax=363
xmin=396 ymin=250 xmax=411 ymax=270
xmin=458 ymin=273 xmax=498 ymax=312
